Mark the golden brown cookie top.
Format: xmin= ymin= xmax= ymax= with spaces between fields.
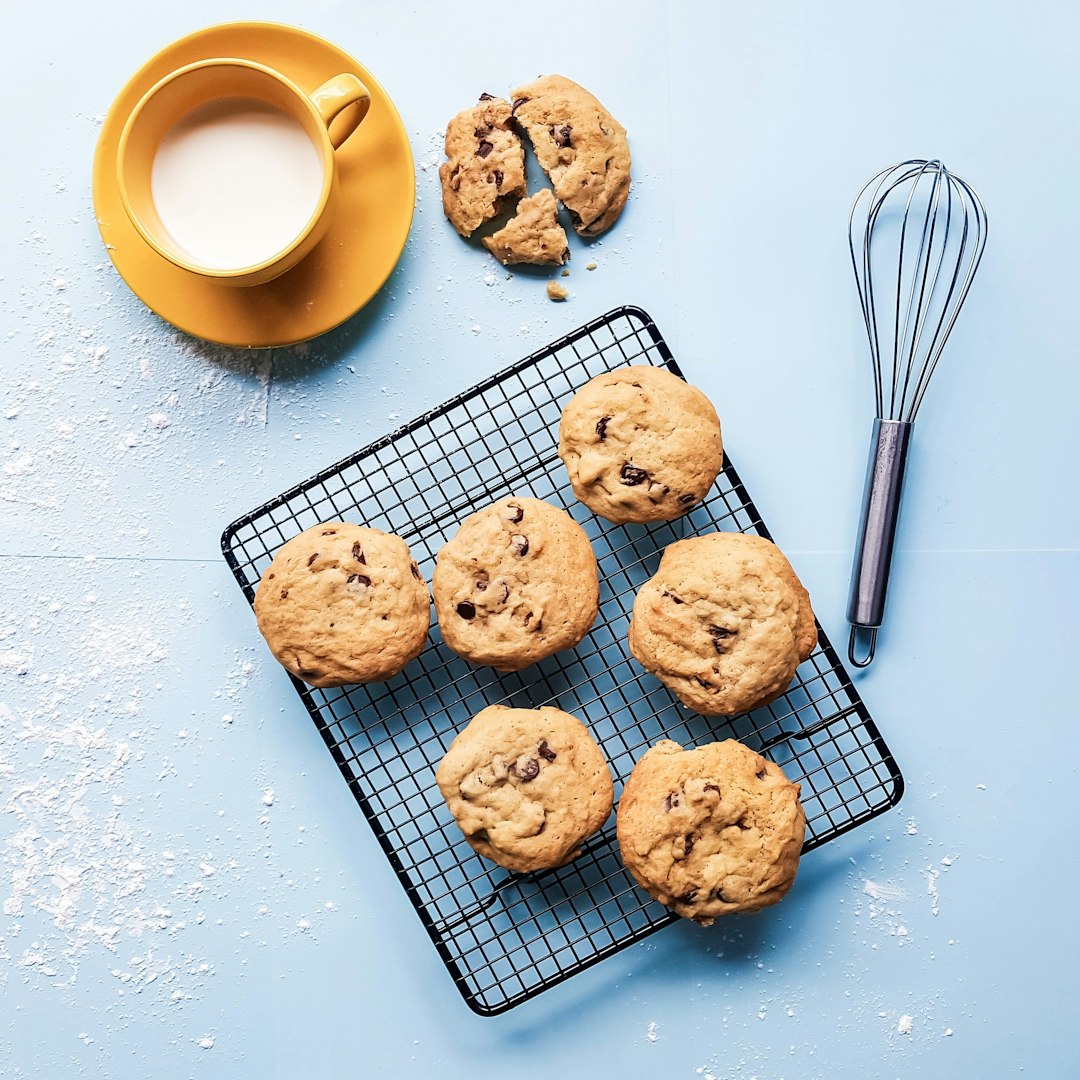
xmin=558 ymin=366 xmax=723 ymax=523
xmin=439 ymin=96 xmax=527 ymax=237
xmin=510 ymin=75 xmax=631 ymax=237
xmin=253 ymin=522 xmax=429 ymax=687
xmin=616 ymin=739 xmax=805 ymax=924
xmin=483 ymin=189 xmax=569 ymax=267
xmin=437 ymin=704 xmax=614 ymax=873
xmin=433 ymin=497 xmax=599 ymax=672
xmin=628 ymin=532 xmax=816 ymax=715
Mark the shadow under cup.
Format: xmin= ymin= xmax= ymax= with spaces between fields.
xmin=117 ymin=60 xmax=338 ymax=287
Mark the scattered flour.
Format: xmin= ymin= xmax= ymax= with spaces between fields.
xmin=646 ymin=1020 xmax=659 ymax=1043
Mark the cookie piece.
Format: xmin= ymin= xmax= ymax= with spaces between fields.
xmin=433 ymin=496 xmax=599 ymax=671
xmin=617 ymin=739 xmax=805 ymax=924
xmin=482 ymin=189 xmax=569 ymax=266
xmin=510 ymin=75 xmax=631 ymax=237
xmin=253 ymin=522 xmax=429 ymax=688
xmin=629 ymin=532 xmax=817 ymax=715
xmin=558 ymin=366 xmax=723 ymax=523
xmin=437 ymin=705 xmax=614 ymax=872
xmin=439 ymin=95 xmax=527 ymax=237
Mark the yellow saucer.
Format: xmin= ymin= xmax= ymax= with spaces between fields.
xmin=93 ymin=22 xmax=415 ymax=348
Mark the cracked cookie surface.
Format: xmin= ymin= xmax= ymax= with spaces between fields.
xmin=433 ymin=496 xmax=599 ymax=671
xmin=558 ymin=365 xmax=723 ymax=523
xmin=437 ymin=705 xmax=614 ymax=872
xmin=253 ymin=522 xmax=430 ymax=687
xmin=439 ymin=95 xmax=527 ymax=237
xmin=629 ymin=532 xmax=817 ymax=715
xmin=510 ymin=74 xmax=631 ymax=237
xmin=483 ymin=188 xmax=569 ymax=266
xmin=616 ymin=739 xmax=805 ymax=924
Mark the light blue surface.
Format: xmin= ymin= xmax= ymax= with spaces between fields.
xmin=1 ymin=2 xmax=1077 ymax=1077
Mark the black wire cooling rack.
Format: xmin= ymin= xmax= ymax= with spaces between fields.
xmin=221 ymin=306 xmax=903 ymax=1016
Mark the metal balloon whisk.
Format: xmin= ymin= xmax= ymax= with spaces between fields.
xmin=846 ymin=159 xmax=987 ymax=667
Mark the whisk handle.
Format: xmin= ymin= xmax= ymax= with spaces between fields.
xmin=846 ymin=418 xmax=912 ymax=666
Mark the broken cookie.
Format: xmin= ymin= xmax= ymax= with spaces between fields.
xmin=510 ymin=75 xmax=631 ymax=237
xmin=439 ymin=95 xmax=527 ymax=237
xmin=482 ymin=189 xmax=569 ymax=266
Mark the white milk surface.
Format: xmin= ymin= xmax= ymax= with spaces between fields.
xmin=150 ymin=97 xmax=324 ymax=270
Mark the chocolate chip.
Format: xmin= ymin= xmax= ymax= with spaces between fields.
xmin=708 ymin=625 xmax=735 ymax=649
xmin=352 ymin=542 xmax=365 ymax=564
xmin=280 ymin=589 xmax=289 ymax=600
xmin=695 ymin=677 xmax=714 ymax=689
xmin=663 ymin=792 xmax=681 ymax=812
xmin=475 ymin=579 xmax=488 ymax=591
xmin=479 ymin=92 xmax=495 ymax=101
xmin=620 ymin=464 xmax=648 ymax=486
xmin=704 ymin=783 xmax=721 ymax=798
xmin=320 ymin=529 xmax=336 ymax=535
xmin=523 ymin=612 xmax=532 ymax=626
xmin=596 ymin=415 xmax=611 ymax=440
xmin=756 ymin=766 xmax=768 ymax=780
xmin=537 ymin=740 xmax=557 ymax=762
xmin=662 ymin=590 xmax=684 ymax=605
xmin=712 ymin=887 xmax=728 ymax=903
xmin=501 ymin=584 xmax=510 ymax=603
xmin=679 ymin=493 xmax=697 ymax=505
xmin=735 ymin=817 xmax=751 ymax=831
xmin=410 ymin=563 xmax=422 ymax=580
xmin=268 ymin=573 xmax=275 ymax=580
xmin=477 ymin=140 xmax=494 ymax=158
xmin=553 ymin=124 xmax=572 ymax=147
xmin=299 ymin=669 xmax=318 ymax=679
xmin=515 ymin=757 xmax=540 ymax=782
xmin=307 ymin=552 xmax=319 ymax=566
xmin=511 ymin=534 xmax=529 ymax=555
xmin=676 ymin=888 xmax=699 ymax=904
xmin=511 ymin=97 xmax=528 ymax=114
xmin=494 ymin=169 xmax=504 ymax=188
xmin=505 ymin=502 xmax=524 ymax=522
xmin=457 ymin=600 xmax=476 ymax=619
xmin=684 ymin=834 xmax=695 ymax=856
xmin=347 ymin=574 xmax=371 ymax=587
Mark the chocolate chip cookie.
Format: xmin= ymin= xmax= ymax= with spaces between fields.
xmin=253 ymin=522 xmax=429 ymax=688
xmin=433 ymin=496 xmax=599 ymax=671
xmin=437 ymin=704 xmax=614 ymax=872
xmin=510 ymin=75 xmax=631 ymax=237
xmin=628 ymin=532 xmax=817 ymax=715
xmin=617 ymin=739 xmax=805 ymax=924
xmin=482 ymin=189 xmax=569 ymax=266
xmin=439 ymin=95 xmax=527 ymax=237
xmin=558 ymin=366 xmax=723 ymax=523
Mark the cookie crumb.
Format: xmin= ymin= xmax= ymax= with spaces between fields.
xmin=561 ymin=268 xmax=570 ymax=277
xmin=586 ymin=261 xmax=598 ymax=271
xmin=547 ymin=281 xmax=569 ymax=301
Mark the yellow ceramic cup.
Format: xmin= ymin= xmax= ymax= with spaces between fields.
xmin=117 ymin=58 xmax=370 ymax=286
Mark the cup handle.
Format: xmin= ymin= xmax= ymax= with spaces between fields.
xmin=310 ymin=73 xmax=371 ymax=149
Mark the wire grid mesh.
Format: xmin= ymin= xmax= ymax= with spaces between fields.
xmin=221 ymin=306 xmax=903 ymax=1015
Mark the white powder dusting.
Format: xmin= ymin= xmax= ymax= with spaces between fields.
xmin=897 ymin=1014 xmax=913 ymax=1035
xmin=924 ymin=866 xmax=941 ymax=916
xmin=862 ymin=879 xmax=906 ymax=903
xmin=197 ymin=1036 xmax=215 ymax=1050
xmin=261 ymin=788 xmax=276 ymax=807
xmin=646 ymin=1020 xmax=659 ymax=1043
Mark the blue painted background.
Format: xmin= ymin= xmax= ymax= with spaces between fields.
xmin=2 ymin=2 xmax=1077 ymax=1077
